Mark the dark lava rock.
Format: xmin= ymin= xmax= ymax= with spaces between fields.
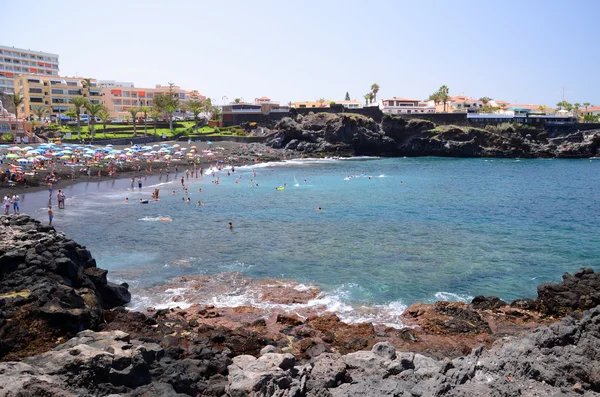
xmin=470 ymin=295 xmax=508 ymax=311
xmin=0 ymin=214 xmax=130 ymax=359
xmin=536 ymin=267 xmax=600 ymax=316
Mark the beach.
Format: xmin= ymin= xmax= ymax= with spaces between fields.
xmin=0 ymin=140 xmax=290 ymax=200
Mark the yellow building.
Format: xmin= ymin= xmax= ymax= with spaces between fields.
xmin=13 ymin=74 xmax=101 ymax=120
xmin=291 ymin=100 xmax=330 ymax=109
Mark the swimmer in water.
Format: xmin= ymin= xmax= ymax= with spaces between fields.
xmin=197 ymin=201 xmax=203 ymax=206
xmin=228 ymin=221 xmax=233 ymax=230
xmin=316 ymin=206 xmax=322 ymax=211
xmin=124 ymin=198 xmax=129 ymax=203
xmin=172 ymin=190 xmax=176 ymax=195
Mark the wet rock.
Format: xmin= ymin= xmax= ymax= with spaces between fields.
xmin=536 ymin=267 xmax=600 ymax=316
xmin=276 ymin=313 xmax=304 ymax=326
xmin=470 ymin=295 xmax=508 ymax=310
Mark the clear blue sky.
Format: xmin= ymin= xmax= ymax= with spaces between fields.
xmin=4 ymin=0 xmax=599 ymax=106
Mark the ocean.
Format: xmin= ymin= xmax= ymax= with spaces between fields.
xmin=27 ymin=157 xmax=600 ymax=327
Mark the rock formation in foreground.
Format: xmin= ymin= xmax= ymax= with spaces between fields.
xmin=267 ymin=113 xmax=600 ymax=158
xmin=0 ymin=306 xmax=598 ymax=396
xmin=0 ymin=215 xmax=131 ymax=360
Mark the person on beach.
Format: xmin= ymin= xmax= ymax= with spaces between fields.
xmin=137 ymin=177 xmax=142 ymax=189
xmin=12 ymin=195 xmax=19 ymax=214
xmin=3 ymin=196 xmax=10 ymax=215
xmin=57 ymin=190 xmax=65 ymax=209
xmin=48 ymin=182 xmax=53 ymax=198
xmin=48 ymin=206 xmax=53 ymax=226
xmin=181 ymin=176 xmax=185 ymax=187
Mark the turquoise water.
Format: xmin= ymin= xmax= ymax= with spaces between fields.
xmin=30 ymin=157 xmax=600 ymax=325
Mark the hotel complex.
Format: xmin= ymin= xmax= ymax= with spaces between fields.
xmin=0 ymin=45 xmax=59 ymax=95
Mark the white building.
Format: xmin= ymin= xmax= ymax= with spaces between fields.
xmin=379 ymin=97 xmax=435 ymax=114
xmin=98 ymin=80 xmax=135 ymax=88
xmin=0 ymin=45 xmax=59 ymax=95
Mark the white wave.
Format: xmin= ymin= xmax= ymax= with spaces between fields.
xmin=138 ymin=216 xmax=172 ymax=222
xmin=434 ymin=291 xmax=474 ymax=303
xmin=377 ymin=174 xmax=386 ymax=178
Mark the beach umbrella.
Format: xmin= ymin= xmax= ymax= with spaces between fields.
xmin=9 ymin=146 xmax=20 ymax=151
xmin=152 ymin=144 xmax=159 ymax=148
xmin=161 ymin=143 xmax=168 ymax=147
xmin=207 ymin=152 xmax=215 ymax=157
xmin=60 ymin=155 xmax=71 ymax=160
xmin=23 ymin=146 xmax=34 ymax=150
xmin=6 ymin=153 xmax=19 ymax=159
xmin=142 ymin=152 xmax=153 ymax=157
xmin=0 ymin=144 xmax=8 ymax=148
xmin=206 ymin=142 xmax=213 ymax=145
xmin=172 ymin=144 xmax=180 ymax=148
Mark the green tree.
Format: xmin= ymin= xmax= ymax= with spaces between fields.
xmin=318 ymin=98 xmax=326 ymax=107
xmin=370 ymin=83 xmax=380 ymax=102
xmin=183 ymin=92 xmax=205 ymax=134
xmin=84 ymin=102 xmax=106 ymax=141
xmin=583 ymin=102 xmax=591 ymax=111
xmin=81 ymin=78 xmax=93 ymax=100
xmin=69 ymin=96 xmax=88 ymax=139
xmin=233 ymin=98 xmax=241 ymax=104
xmin=128 ymin=107 xmax=139 ymax=137
xmin=139 ymin=105 xmax=150 ymax=136
xmin=538 ymin=105 xmax=546 ymax=113
xmin=98 ymin=109 xmax=111 ymax=138
xmin=150 ymin=108 xmax=161 ymax=136
xmin=31 ymin=105 xmax=47 ymax=122
xmin=479 ymin=97 xmax=492 ymax=106
xmin=153 ymin=82 xmax=179 ymax=134
xmin=364 ymin=93 xmax=370 ymax=106
xmin=10 ymin=93 xmax=25 ymax=142
xmin=573 ymin=102 xmax=581 ymax=117
xmin=438 ymin=85 xmax=450 ymax=112
xmin=345 ymin=92 xmax=350 ymax=101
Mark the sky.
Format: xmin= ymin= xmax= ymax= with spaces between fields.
xmin=4 ymin=0 xmax=600 ymax=106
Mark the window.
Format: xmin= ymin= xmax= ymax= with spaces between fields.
xmin=51 ymin=89 xmax=64 ymax=95
xmin=67 ymin=89 xmax=81 ymax=95
xmin=50 ymin=80 xmax=62 ymax=85
xmin=29 ymin=88 xmax=43 ymax=94
xmin=30 ymin=97 xmax=43 ymax=103
xmin=52 ymin=98 xmax=66 ymax=104
xmin=66 ymin=81 xmax=78 ymax=86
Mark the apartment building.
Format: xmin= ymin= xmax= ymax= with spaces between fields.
xmin=379 ymin=97 xmax=436 ymax=114
xmin=102 ymin=85 xmax=205 ymax=120
xmin=13 ymin=74 xmax=101 ymax=119
xmin=98 ymin=80 xmax=135 ymax=88
xmin=0 ymin=45 xmax=59 ymax=95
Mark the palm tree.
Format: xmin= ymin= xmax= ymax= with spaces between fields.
xmin=9 ymin=93 xmax=25 ymax=143
xmin=573 ymin=102 xmax=581 ymax=116
xmin=317 ymin=98 xmax=326 ymax=107
xmin=139 ymin=106 xmax=149 ymax=136
xmin=438 ymin=85 xmax=450 ymax=112
xmin=150 ymin=108 xmax=161 ymax=136
xmin=98 ymin=109 xmax=111 ymax=138
xmin=364 ymin=93 xmax=370 ymax=106
xmin=69 ymin=96 xmax=88 ymax=139
xmin=370 ymin=83 xmax=380 ymax=102
xmin=84 ymin=102 xmax=106 ymax=141
xmin=128 ymin=107 xmax=139 ymax=137
xmin=583 ymin=102 xmax=591 ymax=112
xmin=538 ymin=105 xmax=546 ymax=114
xmin=233 ymin=98 xmax=241 ymax=104
xmin=81 ymin=78 xmax=93 ymax=100
xmin=31 ymin=105 xmax=47 ymax=122
xmin=479 ymin=97 xmax=492 ymax=106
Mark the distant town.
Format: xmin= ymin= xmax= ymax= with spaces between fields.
xmin=1 ymin=44 xmax=598 ymax=142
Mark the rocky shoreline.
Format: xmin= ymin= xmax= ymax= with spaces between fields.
xmin=265 ymin=113 xmax=600 ymax=159
xmin=0 ymin=215 xmax=599 ymax=396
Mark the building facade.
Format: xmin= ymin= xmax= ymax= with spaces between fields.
xmin=98 ymin=80 xmax=135 ymax=88
xmin=13 ymin=74 xmax=101 ymax=120
xmin=0 ymin=45 xmax=59 ymax=95
xmin=379 ymin=97 xmax=435 ymax=114
xmin=101 ymin=85 xmax=205 ymax=120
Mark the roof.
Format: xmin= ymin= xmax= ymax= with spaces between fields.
xmin=507 ymin=104 xmax=548 ymax=111
xmin=384 ymin=97 xmax=421 ymax=102
xmin=580 ymin=106 xmax=600 ymax=113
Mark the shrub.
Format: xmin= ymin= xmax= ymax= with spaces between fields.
xmin=213 ymin=127 xmax=220 ymax=134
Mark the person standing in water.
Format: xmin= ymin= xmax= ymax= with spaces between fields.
xmin=137 ymin=177 xmax=142 ymax=189
xmin=48 ymin=206 xmax=54 ymax=226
